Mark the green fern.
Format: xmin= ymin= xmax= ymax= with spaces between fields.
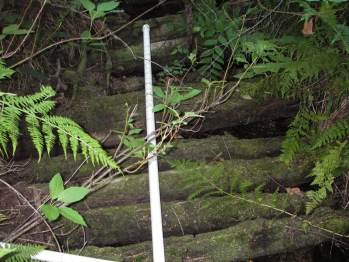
xmin=0 ymin=86 xmax=119 ymax=170
xmin=312 ymin=120 xmax=349 ymax=149
xmin=280 ymin=108 xmax=327 ymax=165
xmin=305 ymin=140 xmax=346 ymax=214
xmin=0 ymin=243 xmax=45 ymax=262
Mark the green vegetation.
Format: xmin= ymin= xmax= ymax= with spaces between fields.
xmin=0 ymin=0 xmax=349 ymax=259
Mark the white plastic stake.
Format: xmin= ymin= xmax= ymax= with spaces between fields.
xmin=143 ymin=24 xmax=166 ymax=262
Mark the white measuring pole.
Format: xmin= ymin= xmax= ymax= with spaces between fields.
xmin=143 ymin=24 xmax=166 ymax=262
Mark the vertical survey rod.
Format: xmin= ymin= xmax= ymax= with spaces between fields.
xmin=143 ymin=24 xmax=166 ymax=262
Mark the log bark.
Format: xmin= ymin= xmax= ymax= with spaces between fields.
xmin=71 ymin=207 xmax=349 ymax=262
xmin=53 ymin=82 xmax=297 ymax=149
xmin=13 ymin=135 xmax=284 ymax=182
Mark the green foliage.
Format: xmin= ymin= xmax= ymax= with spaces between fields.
xmin=0 ymin=86 xmax=118 ymax=169
xmin=195 ymin=1 xmax=242 ymax=79
xmin=41 ymin=173 xmax=89 ymax=226
xmin=0 ymin=243 xmax=45 ymax=262
xmin=280 ymin=108 xmax=328 ymax=165
xmin=79 ymin=0 xmax=120 ymax=21
xmin=305 ymin=140 xmax=347 ymax=214
xmin=152 ymin=84 xmax=202 ymax=124
xmin=178 ymin=160 xmax=277 ymax=212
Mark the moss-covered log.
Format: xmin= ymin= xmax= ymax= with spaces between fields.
xmin=50 ymin=82 xmax=297 ymax=150
xmin=60 ymin=194 xmax=306 ymax=247
xmin=14 ymin=135 xmax=283 ymax=182
xmin=72 ymin=207 xmax=349 ymax=261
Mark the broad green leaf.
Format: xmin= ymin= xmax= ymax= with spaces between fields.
xmin=41 ymin=205 xmax=60 ymax=221
xmin=199 ymin=57 xmax=212 ymax=64
xmin=79 ymin=0 xmax=95 ymax=12
xmin=97 ymin=1 xmax=119 ymax=12
xmin=58 ymin=206 xmax=87 ymax=226
xmin=168 ymin=108 xmax=180 ymax=117
xmin=80 ymin=30 xmax=90 ymax=39
xmin=90 ymin=10 xmax=105 ymax=20
xmin=200 ymin=50 xmax=214 ymax=58
xmin=214 ymin=46 xmax=224 ymax=57
xmin=226 ymin=28 xmax=236 ymax=40
xmin=49 ymin=173 xmax=64 ymax=199
xmin=203 ymin=39 xmax=216 ymax=46
xmin=129 ymin=128 xmax=142 ymax=135
xmin=152 ymin=104 xmax=166 ymax=113
xmin=2 ymin=24 xmax=32 ymax=35
xmin=215 ymin=20 xmax=224 ymax=33
xmin=213 ymin=62 xmax=223 ymax=70
xmin=183 ymin=112 xmax=204 ymax=118
xmin=204 ymin=16 xmax=212 ymax=29
xmin=180 ymin=89 xmax=201 ymax=101
xmin=152 ymin=86 xmax=165 ymax=99
xmin=57 ymin=187 xmax=89 ymax=203
xmin=205 ymin=29 xmax=215 ymax=37
xmin=218 ymin=35 xmax=228 ymax=45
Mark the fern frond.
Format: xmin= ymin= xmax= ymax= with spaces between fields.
xmin=0 ymin=86 xmax=119 ymax=170
xmin=1 ymin=242 xmax=45 ymax=262
xmin=26 ymin=115 xmax=44 ymax=161
xmin=57 ymin=129 xmax=69 ymax=158
xmin=239 ymin=180 xmax=252 ymax=198
xmin=280 ymin=108 xmax=327 ymax=165
xmin=230 ymin=172 xmax=241 ymax=193
xmin=254 ymin=182 xmax=266 ymax=203
xmin=42 ymin=123 xmax=55 ymax=156
xmin=312 ymin=120 xmax=349 ymax=149
xmin=271 ymin=187 xmax=280 ymax=208
xmin=305 ymin=140 xmax=346 ymax=214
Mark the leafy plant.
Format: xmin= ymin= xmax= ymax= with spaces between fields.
xmin=0 ymin=84 xmax=118 ymax=169
xmin=41 ymin=173 xmax=89 ymax=226
xmin=0 ymin=243 xmax=45 ymax=262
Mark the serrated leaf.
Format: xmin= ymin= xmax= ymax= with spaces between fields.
xmin=41 ymin=205 xmax=60 ymax=221
xmin=0 ymin=247 xmax=16 ymax=258
xmin=58 ymin=206 xmax=87 ymax=226
xmin=97 ymin=1 xmax=119 ymax=12
xmin=49 ymin=173 xmax=64 ymax=199
xmin=57 ymin=187 xmax=89 ymax=203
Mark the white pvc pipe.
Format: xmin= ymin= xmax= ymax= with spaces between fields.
xmin=143 ymin=24 xmax=166 ymax=262
xmin=0 ymin=242 xmax=115 ymax=262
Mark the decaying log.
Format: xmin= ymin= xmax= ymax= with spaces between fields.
xmin=71 ymin=207 xmax=349 ymax=262
xmin=13 ymin=135 xmax=283 ymax=182
xmin=52 ymin=82 xmax=298 ymax=149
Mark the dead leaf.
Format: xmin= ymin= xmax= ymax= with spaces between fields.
xmin=302 ymin=17 xmax=315 ymax=35
xmin=286 ymin=187 xmax=304 ymax=197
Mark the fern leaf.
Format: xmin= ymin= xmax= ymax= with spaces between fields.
xmin=26 ymin=115 xmax=44 ymax=161
xmin=57 ymin=129 xmax=69 ymax=158
xmin=254 ymin=182 xmax=266 ymax=203
xmin=312 ymin=120 xmax=349 ymax=149
xmin=1 ymin=242 xmax=45 ymax=262
xmin=239 ymin=180 xmax=252 ymax=198
xmin=42 ymin=123 xmax=55 ymax=156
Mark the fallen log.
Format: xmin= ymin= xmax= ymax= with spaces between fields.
xmin=52 ymin=82 xmax=297 ymax=149
xmin=59 ymin=193 xmax=306 ymax=247
xmin=13 ymin=135 xmax=283 ymax=182
xmin=71 ymin=207 xmax=349 ymax=262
